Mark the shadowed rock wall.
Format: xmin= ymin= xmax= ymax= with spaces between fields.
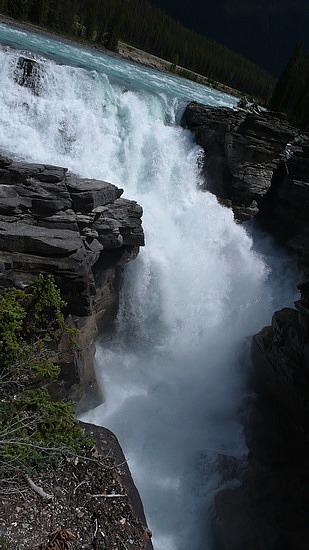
xmin=185 ymin=103 xmax=309 ymax=549
xmin=184 ymin=103 xmax=297 ymax=221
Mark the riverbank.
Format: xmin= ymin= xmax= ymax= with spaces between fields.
xmin=0 ymin=13 xmax=244 ymax=100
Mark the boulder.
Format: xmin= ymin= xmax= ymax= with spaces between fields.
xmin=13 ymin=53 xmax=46 ymax=96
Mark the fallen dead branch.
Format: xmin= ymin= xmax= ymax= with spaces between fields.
xmin=88 ymin=493 xmax=127 ymax=498
xmin=73 ymin=480 xmax=89 ymax=495
xmin=93 ymin=518 xmax=98 ymax=539
xmin=25 ymin=474 xmax=53 ymax=500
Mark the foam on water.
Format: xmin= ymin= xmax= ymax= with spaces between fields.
xmin=0 ymin=30 xmax=299 ymax=549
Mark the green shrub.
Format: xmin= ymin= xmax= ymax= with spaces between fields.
xmin=0 ymin=275 xmax=91 ymax=475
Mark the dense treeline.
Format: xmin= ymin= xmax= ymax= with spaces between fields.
xmin=0 ymin=0 xmax=275 ymax=100
xmin=151 ymin=0 xmax=308 ymax=77
xmin=269 ymin=43 xmax=309 ymax=129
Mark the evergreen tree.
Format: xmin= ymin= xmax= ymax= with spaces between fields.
xmin=270 ymin=42 xmax=303 ymax=112
xmin=0 ymin=0 xmax=9 ymax=14
xmin=269 ymin=43 xmax=309 ymax=128
xmin=29 ymin=0 xmax=49 ymax=26
xmin=7 ymin=0 xmax=32 ymax=20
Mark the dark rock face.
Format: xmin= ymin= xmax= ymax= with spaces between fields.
xmin=251 ymin=135 xmax=309 ymax=436
xmin=13 ymin=54 xmax=46 ymax=96
xmin=252 ymin=304 xmax=309 ymax=432
xmin=184 ymin=103 xmax=297 ymax=221
xmin=213 ymin=392 xmax=309 ymax=550
xmin=258 ymin=138 xmax=309 ymax=241
xmin=184 ymin=105 xmax=309 ymax=548
xmin=214 ymin=291 xmax=309 ymax=549
xmin=0 ymin=155 xmax=144 ymax=403
xmin=184 ymin=106 xmax=309 ymax=429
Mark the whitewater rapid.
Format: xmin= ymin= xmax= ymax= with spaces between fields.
xmin=0 ymin=27 xmax=299 ymax=549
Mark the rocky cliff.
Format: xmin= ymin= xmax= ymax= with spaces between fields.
xmin=185 ymin=102 xmax=309 ymax=549
xmin=0 ymin=155 xmax=144 ymax=406
xmin=185 ymin=103 xmax=299 ymax=222
xmin=0 ymin=154 xmax=154 ymax=547
xmin=185 ymin=102 xmax=309 ymax=430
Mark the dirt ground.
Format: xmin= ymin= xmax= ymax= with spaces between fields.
xmin=0 ymin=424 xmax=153 ymax=550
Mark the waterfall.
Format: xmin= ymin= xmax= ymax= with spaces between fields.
xmin=0 ymin=27 xmax=299 ymax=550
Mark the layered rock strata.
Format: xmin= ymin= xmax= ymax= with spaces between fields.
xmin=0 ymin=155 xmax=144 ymax=404
xmin=184 ymin=103 xmax=297 ymax=222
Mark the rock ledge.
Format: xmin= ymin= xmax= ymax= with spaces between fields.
xmin=0 ymin=155 xmax=144 ymax=404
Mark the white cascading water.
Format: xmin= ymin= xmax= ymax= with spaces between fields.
xmin=0 ymin=29 xmax=299 ymax=549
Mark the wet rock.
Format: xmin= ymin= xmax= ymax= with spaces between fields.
xmin=13 ymin=55 xmax=45 ymax=95
xmin=67 ymin=176 xmax=123 ymax=212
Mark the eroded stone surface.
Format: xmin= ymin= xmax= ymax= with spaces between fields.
xmin=0 ymin=156 xmax=144 ymax=402
xmin=184 ymin=103 xmax=297 ymax=221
